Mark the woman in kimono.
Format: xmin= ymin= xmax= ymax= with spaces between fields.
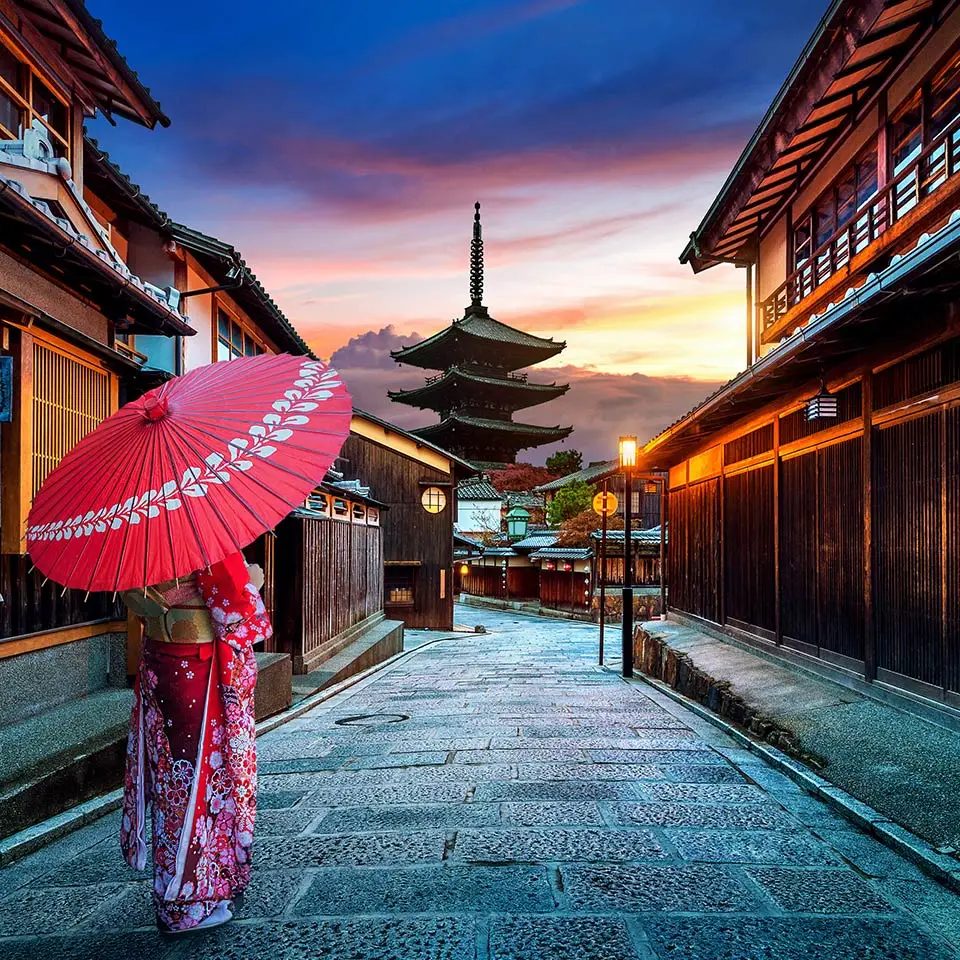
xmin=120 ymin=552 xmax=271 ymax=933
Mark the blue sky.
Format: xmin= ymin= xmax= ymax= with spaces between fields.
xmin=91 ymin=0 xmax=826 ymax=461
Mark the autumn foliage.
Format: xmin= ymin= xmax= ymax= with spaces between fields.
xmin=487 ymin=462 xmax=558 ymax=492
xmin=556 ymin=506 xmax=624 ymax=547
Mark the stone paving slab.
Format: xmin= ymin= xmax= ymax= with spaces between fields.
xmin=1 ymin=605 xmax=959 ymax=959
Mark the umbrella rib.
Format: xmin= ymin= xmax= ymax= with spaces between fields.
xmin=51 ymin=412 xmax=150 ymax=590
xmin=171 ymin=417 xmax=335 ymax=497
xmin=165 ymin=421 xmax=259 ymax=561
xmin=156 ymin=414 xmax=210 ymax=573
xmin=44 ymin=412 xmax=149 ymax=590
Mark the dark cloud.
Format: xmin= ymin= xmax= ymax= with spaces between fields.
xmin=330 ymin=325 xmax=424 ymax=370
xmin=330 ymin=327 xmax=723 ymax=465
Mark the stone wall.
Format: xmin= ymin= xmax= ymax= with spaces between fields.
xmin=0 ymin=632 xmax=127 ymax=727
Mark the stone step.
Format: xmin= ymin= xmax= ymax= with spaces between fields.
xmin=292 ymin=618 xmax=404 ymax=702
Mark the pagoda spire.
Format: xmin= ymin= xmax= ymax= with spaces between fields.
xmin=469 ymin=201 xmax=484 ymax=310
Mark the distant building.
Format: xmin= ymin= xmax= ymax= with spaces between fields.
xmin=456 ymin=477 xmax=502 ymax=538
xmin=389 ymin=204 xmax=572 ymax=468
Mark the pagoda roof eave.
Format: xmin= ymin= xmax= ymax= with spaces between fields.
xmin=391 ymin=312 xmax=565 ymax=371
xmin=413 ymin=414 xmax=573 ymax=444
xmin=387 ymin=366 xmax=569 ymax=409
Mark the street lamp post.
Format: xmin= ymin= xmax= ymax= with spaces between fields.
xmin=619 ymin=436 xmax=637 ymax=678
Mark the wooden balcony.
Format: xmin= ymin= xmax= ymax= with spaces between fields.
xmin=761 ymin=113 xmax=960 ymax=346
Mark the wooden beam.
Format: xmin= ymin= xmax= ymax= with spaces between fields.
xmin=773 ymin=416 xmax=782 ymax=645
xmin=42 ymin=0 xmax=154 ymax=127
xmin=862 ymin=370 xmax=876 ymax=681
xmin=0 ymin=619 xmax=127 ymax=659
xmin=1 ymin=327 xmax=32 ymax=555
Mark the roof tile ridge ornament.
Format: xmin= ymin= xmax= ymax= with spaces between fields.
xmin=469 ymin=201 xmax=487 ymax=315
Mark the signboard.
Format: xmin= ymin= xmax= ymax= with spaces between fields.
xmin=0 ymin=356 xmax=11 ymax=423
xmin=592 ymin=491 xmax=618 ymax=516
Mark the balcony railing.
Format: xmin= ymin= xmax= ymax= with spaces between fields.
xmin=761 ymin=111 xmax=960 ymax=335
xmin=425 ymin=365 xmax=529 ymax=386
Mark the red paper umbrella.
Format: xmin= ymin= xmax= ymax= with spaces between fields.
xmin=26 ymin=354 xmax=352 ymax=593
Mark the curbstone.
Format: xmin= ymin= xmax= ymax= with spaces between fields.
xmin=632 ymin=668 xmax=960 ymax=897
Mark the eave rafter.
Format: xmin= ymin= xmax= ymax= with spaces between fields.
xmin=682 ymin=0 xmax=954 ymax=270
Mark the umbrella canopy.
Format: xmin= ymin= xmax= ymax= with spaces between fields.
xmin=26 ymin=354 xmax=352 ymax=593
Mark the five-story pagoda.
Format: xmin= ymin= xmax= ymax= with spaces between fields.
xmin=390 ymin=204 xmax=572 ymax=468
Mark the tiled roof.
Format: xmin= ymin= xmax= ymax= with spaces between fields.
xmin=530 ymin=546 xmax=593 ymax=561
xmin=26 ymin=1 xmax=169 ymax=128
xmin=0 ymin=166 xmax=189 ymax=335
xmin=84 ymin=136 xmax=170 ymax=229
xmin=167 ymin=222 xmax=314 ymax=358
xmin=511 ymin=532 xmax=558 ymax=550
xmin=457 ymin=478 xmax=501 ymax=501
xmin=536 ymin=460 xmax=618 ymax=492
xmin=590 ymin=527 xmax=666 ymax=543
xmin=391 ymin=308 xmax=565 ymax=371
xmin=504 ymin=491 xmax=546 ymax=509
xmin=455 ymin=311 xmax=564 ymax=349
xmin=415 ymin=414 xmax=572 ymax=438
xmin=352 ymin=408 xmax=478 ymax=477
xmin=477 ymin=546 xmax=517 ymax=557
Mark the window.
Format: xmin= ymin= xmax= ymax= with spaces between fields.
xmin=385 ymin=567 xmax=416 ymax=606
xmin=793 ymin=140 xmax=878 ymax=266
xmin=891 ymin=92 xmax=922 ymax=175
xmin=930 ymin=52 xmax=960 ymax=139
xmin=0 ymin=39 xmax=70 ymax=158
xmin=216 ymin=309 xmax=266 ymax=361
xmin=32 ymin=341 xmax=113 ymax=497
xmin=421 ymin=486 xmax=447 ymax=513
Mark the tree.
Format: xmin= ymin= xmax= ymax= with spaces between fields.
xmin=545 ymin=449 xmax=583 ymax=477
xmin=547 ymin=480 xmax=594 ymax=526
xmin=556 ymin=506 xmax=623 ymax=547
xmin=488 ymin=462 xmax=556 ymax=493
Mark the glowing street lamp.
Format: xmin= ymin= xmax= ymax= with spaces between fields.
xmin=618 ymin=436 xmax=638 ymax=679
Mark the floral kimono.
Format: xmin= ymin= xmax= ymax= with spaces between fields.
xmin=120 ymin=552 xmax=271 ymax=932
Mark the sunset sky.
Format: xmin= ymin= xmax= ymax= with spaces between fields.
xmin=92 ymin=0 xmax=826 ymax=462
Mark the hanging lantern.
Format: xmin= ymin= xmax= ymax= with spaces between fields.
xmin=806 ymin=381 xmax=837 ymax=421
xmin=459 ymin=563 xmax=470 ymax=576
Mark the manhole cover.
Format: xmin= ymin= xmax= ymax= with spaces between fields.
xmin=334 ymin=713 xmax=409 ymax=727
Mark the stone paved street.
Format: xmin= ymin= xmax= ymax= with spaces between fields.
xmin=2 ymin=607 xmax=960 ymax=958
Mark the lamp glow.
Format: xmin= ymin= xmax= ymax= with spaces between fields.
xmin=618 ymin=436 xmax=638 ymax=470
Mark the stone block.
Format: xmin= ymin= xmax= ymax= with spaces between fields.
xmin=644 ymin=917 xmax=955 ymax=960
xmin=747 ymin=866 xmax=895 ymax=913
xmin=453 ymin=827 xmax=667 ymax=864
xmin=293 ymin=865 xmax=556 ymax=915
xmin=667 ymin=828 xmax=841 ymax=865
xmin=254 ymin=652 xmax=292 ymax=722
xmin=490 ymin=916 xmax=642 ymax=960
xmin=607 ymin=801 xmax=798 ymax=830
xmin=561 ymin=863 xmax=760 ymax=912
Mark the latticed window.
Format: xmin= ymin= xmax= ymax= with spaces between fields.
xmin=31 ymin=342 xmax=112 ymax=497
xmin=217 ymin=309 xmax=266 ymax=362
xmin=0 ymin=37 xmax=71 ymax=159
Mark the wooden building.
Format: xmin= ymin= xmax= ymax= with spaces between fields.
xmin=273 ymin=482 xmax=402 ymax=680
xmin=338 ymin=410 xmax=477 ymax=630
xmin=0 ymin=2 xmax=183 ymax=727
xmin=390 ymin=204 xmax=571 ymax=468
xmin=651 ymin=0 xmax=960 ymax=712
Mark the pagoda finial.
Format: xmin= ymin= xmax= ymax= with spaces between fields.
xmin=470 ymin=201 xmax=484 ymax=308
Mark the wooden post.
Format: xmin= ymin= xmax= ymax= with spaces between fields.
xmin=1 ymin=327 xmax=32 ymax=555
xmin=862 ymin=372 xmax=876 ymax=681
xmin=745 ymin=262 xmax=754 ymax=368
xmin=599 ymin=479 xmax=607 ymax=665
xmin=773 ymin=416 xmax=782 ymax=644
